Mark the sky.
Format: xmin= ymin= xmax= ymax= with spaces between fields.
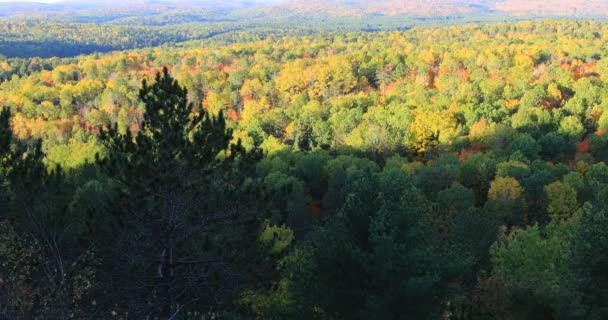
xmin=0 ymin=0 xmax=285 ymax=2
xmin=0 ymin=0 xmax=65 ymax=2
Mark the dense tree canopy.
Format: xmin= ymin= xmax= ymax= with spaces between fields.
xmin=2 ymin=19 xmax=608 ymax=319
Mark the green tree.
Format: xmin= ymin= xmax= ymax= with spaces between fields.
xmin=545 ymin=181 xmax=579 ymax=223
xmin=506 ymin=134 xmax=541 ymax=160
xmin=486 ymin=176 xmax=527 ymax=226
xmin=491 ymin=223 xmax=573 ymax=319
xmin=96 ymin=67 xmax=263 ymax=317
xmin=539 ymin=133 xmax=575 ymax=162
xmin=563 ymin=206 xmax=608 ymax=319
xmin=558 ymin=116 xmax=585 ymax=142
xmin=0 ymin=107 xmax=98 ymax=318
xmin=267 ymin=167 xmax=455 ymax=320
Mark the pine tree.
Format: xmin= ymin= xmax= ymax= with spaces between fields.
xmin=97 ymin=67 xmax=262 ymax=317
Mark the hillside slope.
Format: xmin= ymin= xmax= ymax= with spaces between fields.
xmin=3 ymin=0 xmax=608 ymax=19
xmin=493 ymin=0 xmax=608 ymax=15
xmin=263 ymin=0 xmax=608 ymax=16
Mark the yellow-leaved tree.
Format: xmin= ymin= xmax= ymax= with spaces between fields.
xmin=408 ymin=109 xmax=457 ymax=152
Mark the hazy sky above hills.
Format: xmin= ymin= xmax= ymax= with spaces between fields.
xmin=0 ymin=0 xmax=283 ymax=2
xmin=0 ymin=0 xmax=63 ymax=2
xmin=0 ymin=0 xmax=278 ymax=2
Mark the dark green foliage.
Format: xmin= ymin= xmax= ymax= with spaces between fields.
xmin=490 ymin=205 xmax=608 ymax=320
xmin=589 ymin=133 xmax=608 ymax=162
xmin=415 ymin=154 xmax=461 ymax=197
xmin=460 ymin=154 xmax=497 ymax=205
xmin=0 ymin=108 xmax=11 ymax=213
xmin=247 ymin=165 xmax=490 ymax=319
xmin=0 ymin=108 xmax=11 ymax=158
xmin=563 ymin=207 xmax=608 ymax=319
xmin=0 ymin=107 xmax=95 ymax=318
xmin=506 ymin=134 xmax=540 ymax=160
xmin=95 ymin=68 xmax=264 ymax=317
xmin=280 ymin=171 xmax=446 ymax=319
xmin=491 ymin=223 xmax=573 ymax=320
xmin=1 ymin=69 xmax=267 ymax=318
xmin=539 ymin=132 xmax=575 ymax=161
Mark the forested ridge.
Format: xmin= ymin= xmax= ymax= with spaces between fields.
xmin=1 ymin=19 xmax=608 ymax=319
xmin=4 ymin=0 xmax=605 ymax=59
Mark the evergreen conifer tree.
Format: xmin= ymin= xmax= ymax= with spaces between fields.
xmin=97 ymin=67 xmax=262 ymax=317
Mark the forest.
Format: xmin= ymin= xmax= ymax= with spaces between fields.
xmin=1 ymin=16 xmax=608 ymax=320
xmin=4 ymin=0 xmax=603 ymax=59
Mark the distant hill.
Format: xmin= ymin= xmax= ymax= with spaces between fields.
xmin=259 ymin=0 xmax=486 ymax=17
xmin=1 ymin=0 xmax=607 ymax=58
xmin=0 ymin=0 xmax=279 ymax=17
xmin=2 ymin=0 xmax=608 ymax=19
xmin=492 ymin=0 xmax=608 ymax=16
xmin=258 ymin=0 xmax=608 ymax=17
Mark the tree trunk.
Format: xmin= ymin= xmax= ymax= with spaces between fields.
xmin=158 ymin=235 xmax=174 ymax=319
